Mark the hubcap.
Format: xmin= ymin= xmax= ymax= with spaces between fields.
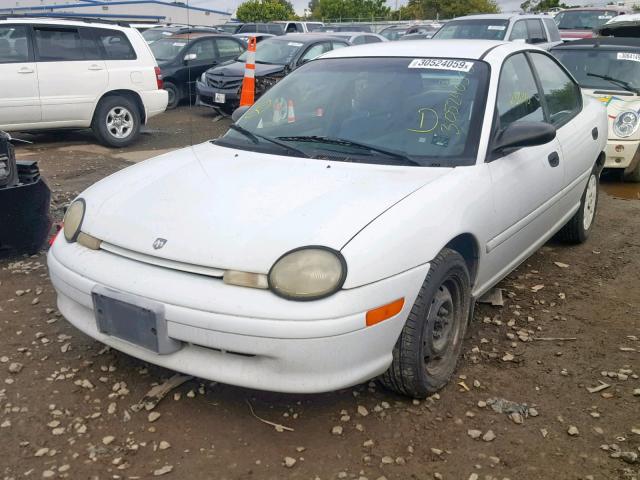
xmin=423 ymin=279 xmax=463 ymax=377
xmin=106 ymin=106 xmax=134 ymax=139
xmin=583 ymin=174 xmax=597 ymax=231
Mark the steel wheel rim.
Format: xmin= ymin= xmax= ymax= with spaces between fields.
xmin=583 ymin=174 xmax=597 ymax=231
xmin=106 ymin=106 xmax=134 ymax=139
xmin=423 ymin=278 xmax=464 ymax=377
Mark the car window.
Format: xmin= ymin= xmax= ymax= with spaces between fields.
xmin=238 ymin=24 xmax=255 ymax=33
xmin=267 ymin=24 xmax=285 ymax=35
xmin=34 ymin=26 xmax=94 ymax=61
xmin=221 ymin=57 xmax=490 ymax=167
xmin=509 ymin=20 xmax=528 ymax=40
xmin=526 ymin=19 xmax=547 ymax=42
xmin=238 ymin=38 xmax=301 ymax=65
xmin=331 ymin=41 xmax=347 ymax=50
xmin=188 ymin=38 xmax=217 ymax=61
xmin=351 ymin=35 xmax=365 ymax=45
xmin=434 ymin=19 xmax=509 ymax=40
xmin=150 ymin=38 xmax=187 ymax=62
xmin=299 ymin=42 xmax=327 ymax=63
xmin=0 ymin=25 xmax=30 ymax=63
xmin=529 ymin=52 xmax=581 ymax=126
xmin=94 ymin=29 xmax=136 ymax=60
xmin=216 ymin=38 xmax=243 ymax=57
xmin=364 ymin=35 xmax=382 ymax=43
xmin=497 ymin=53 xmax=544 ymax=128
xmin=555 ymin=10 xmax=617 ymax=30
xmin=543 ymin=18 xmax=561 ymax=42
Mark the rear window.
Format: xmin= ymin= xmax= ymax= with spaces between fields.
xmin=94 ymin=29 xmax=136 ymax=60
xmin=433 ymin=19 xmax=509 ymax=40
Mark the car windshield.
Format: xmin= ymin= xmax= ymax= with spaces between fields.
xmin=216 ymin=57 xmax=489 ymax=167
xmin=433 ymin=19 xmax=509 ymax=40
xmin=216 ymin=24 xmax=240 ymax=33
xmin=381 ymin=28 xmax=409 ymax=40
xmin=149 ymin=38 xmax=187 ymax=61
xmin=553 ymin=48 xmax=640 ymax=92
xmin=237 ymin=38 xmax=302 ymax=65
xmin=554 ymin=10 xmax=617 ymax=30
xmin=142 ymin=29 xmax=175 ymax=42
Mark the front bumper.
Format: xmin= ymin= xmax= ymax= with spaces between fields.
xmin=195 ymin=80 xmax=240 ymax=111
xmin=48 ymin=239 xmax=427 ymax=393
xmin=604 ymin=139 xmax=640 ymax=173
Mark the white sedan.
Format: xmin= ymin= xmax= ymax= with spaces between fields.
xmin=48 ymin=40 xmax=607 ymax=398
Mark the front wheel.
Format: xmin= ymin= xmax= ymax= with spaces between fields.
xmin=163 ymin=81 xmax=180 ymax=110
xmin=92 ymin=96 xmax=140 ymax=148
xmin=379 ymin=248 xmax=470 ymax=398
xmin=557 ymin=168 xmax=599 ymax=244
xmin=623 ymin=162 xmax=640 ymax=182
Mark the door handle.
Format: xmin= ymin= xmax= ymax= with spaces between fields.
xmin=88 ymin=64 xmax=104 ymax=71
xmin=17 ymin=67 xmax=34 ymax=74
xmin=592 ymin=127 xmax=598 ymax=140
xmin=548 ymin=151 xmax=560 ymax=167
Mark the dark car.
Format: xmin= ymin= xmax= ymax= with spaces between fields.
xmin=0 ymin=132 xmax=51 ymax=255
xmin=318 ymin=24 xmax=372 ymax=32
xmin=380 ymin=23 xmax=442 ymax=40
xmin=196 ymin=34 xmax=349 ymax=114
xmin=142 ymin=25 xmax=219 ymax=44
xmin=236 ymin=23 xmax=285 ymax=35
xmin=150 ymin=33 xmax=246 ymax=109
xmin=214 ymin=23 xmax=244 ymax=34
xmin=233 ymin=32 xmax=274 ymax=44
xmin=554 ymin=7 xmax=631 ymax=40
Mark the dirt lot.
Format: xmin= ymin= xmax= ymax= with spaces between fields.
xmin=1 ymin=106 xmax=639 ymax=480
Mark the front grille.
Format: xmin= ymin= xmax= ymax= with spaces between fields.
xmin=100 ymin=241 xmax=225 ymax=279
xmin=206 ymin=73 xmax=242 ymax=90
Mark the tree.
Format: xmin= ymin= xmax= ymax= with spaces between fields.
xmin=521 ymin=0 xmax=569 ymax=12
xmin=235 ymin=0 xmax=296 ymax=22
xmin=400 ymin=0 xmax=498 ymax=19
xmin=312 ymin=0 xmax=390 ymax=20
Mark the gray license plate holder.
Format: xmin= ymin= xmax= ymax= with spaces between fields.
xmin=92 ymin=286 xmax=181 ymax=355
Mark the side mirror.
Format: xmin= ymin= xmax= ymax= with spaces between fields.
xmin=492 ymin=121 xmax=556 ymax=155
xmin=183 ymin=53 xmax=197 ymax=63
xmin=231 ymin=105 xmax=250 ymax=123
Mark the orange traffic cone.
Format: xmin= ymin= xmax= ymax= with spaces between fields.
xmin=239 ymin=37 xmax=257 ymax=107
xmin=287 ymin=99 xmax=295 ymax=123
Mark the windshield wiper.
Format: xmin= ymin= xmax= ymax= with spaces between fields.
xmin=227 ymin=124 xmax=310 ymax=157
xmin=587 ymin=72 xmax=640 ymax=94
xmin=275 ymin=135 xmax=421 ymax=166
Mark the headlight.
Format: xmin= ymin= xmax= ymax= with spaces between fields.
xmin=200 ymin=72 xmax=207 ymax=83
xmin=268 ymin=247 xmax=346 ymax=300
xmin=63 ymin=199 xmax=85 ymax=243
xmin=613 ymin=110 xmax=640 ymax=138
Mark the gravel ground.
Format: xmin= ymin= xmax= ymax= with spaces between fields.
xmin=1 ymin=106 xmax=639 ymax=480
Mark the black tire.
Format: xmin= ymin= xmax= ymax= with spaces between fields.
xmin=379 ymin=248 xmax=471 ymax=398
xmin=623 ymin=163 xmax=640 ymax=183
xmin=557 ymin=167 xmax=599 ymax=244
xmin=92 ymin=96 xmax=141 ymax=148
xmin=164 ymin=81 xmax=180 ymax=110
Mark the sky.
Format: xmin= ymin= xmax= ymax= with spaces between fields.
xmin=187 ymin=0 xmax=599 ymax=17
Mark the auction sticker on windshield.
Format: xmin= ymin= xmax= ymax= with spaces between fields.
xmin=617 ymin=52 xmax=640 ymax=63
xmin=487 ymin=25 xmax=506 ymax=30
xmin=408 ymin=59 xmax=474 ymax=72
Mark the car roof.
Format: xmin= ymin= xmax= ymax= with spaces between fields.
xmin=552 ymin=37 xmax=640 ymax=49
xmin=451 ymin=13 xmax=546 ymax=21
xmin=167 ymin=32 xmax=220 ymax=40
xmin=0 ymin=17 xmax=130 ymax=31
xmin=321 ymin=39 xmax=513 ymax=60
xmin=270 ymin=33 xmax=347 ymax=43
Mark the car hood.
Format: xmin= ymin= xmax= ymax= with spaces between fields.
xmin=81 ymin=142 xmax=451 ymax=273
xmin=584 ymin=89 xmax=640 ymax=140
xmin=207 ymin=61 xmax=285 ymax=78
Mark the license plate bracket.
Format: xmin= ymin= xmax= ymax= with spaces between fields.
xmin=92 ymin=286 xmax=181 ymax=355
xmin=214 ymin=92 xmax=226 ymax=104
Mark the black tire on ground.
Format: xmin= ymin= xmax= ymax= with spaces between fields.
xmin=623 ymin=162 xmax=640 ymax=182
xmin=379 ymin=248 xmax=471 ymax=398
xmin=557 ymin=167 xmax=599 ymax=244
xmin=164 ymin=81 xmax=180 ymax=110
xmin=92 ymin=96 xmax=141 ymax=148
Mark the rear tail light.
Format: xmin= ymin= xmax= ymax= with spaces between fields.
xmin=155 ymin=66 xmax=163 ymax=90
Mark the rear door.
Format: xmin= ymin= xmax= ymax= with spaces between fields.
xmin=33 ymin=25 xmax=108 ymax=124
xmin=0 ymin=23 xmax=41 ymax=126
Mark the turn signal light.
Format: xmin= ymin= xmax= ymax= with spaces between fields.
xmin=366 ymin=298 xmax=405 ymax=327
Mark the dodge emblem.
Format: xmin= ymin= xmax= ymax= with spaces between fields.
xmin=153 ymin=238 xmax=167 ymax=250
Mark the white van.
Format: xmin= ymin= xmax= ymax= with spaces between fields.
xmin=0 ymin=17 xmax=168 ymax=147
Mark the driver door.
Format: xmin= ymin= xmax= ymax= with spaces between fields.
xmin=184 ymin=38 xmax=219 ymax=92
xmin=484 ymin=52 xmax=565 ymax=285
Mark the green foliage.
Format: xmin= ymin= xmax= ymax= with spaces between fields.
xmin=520 ymin=0 xmax=569 ymax=12
xmin=236 ymin=0 xmax=296 ymax=22
xmin=312 ymin=0 xmax=390 ymax=20
xmin=400 ymin=0 xmax=499 ymax=20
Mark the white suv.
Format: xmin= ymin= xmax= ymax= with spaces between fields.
xmin=0 ymin=18 xmax=168 ymax=147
